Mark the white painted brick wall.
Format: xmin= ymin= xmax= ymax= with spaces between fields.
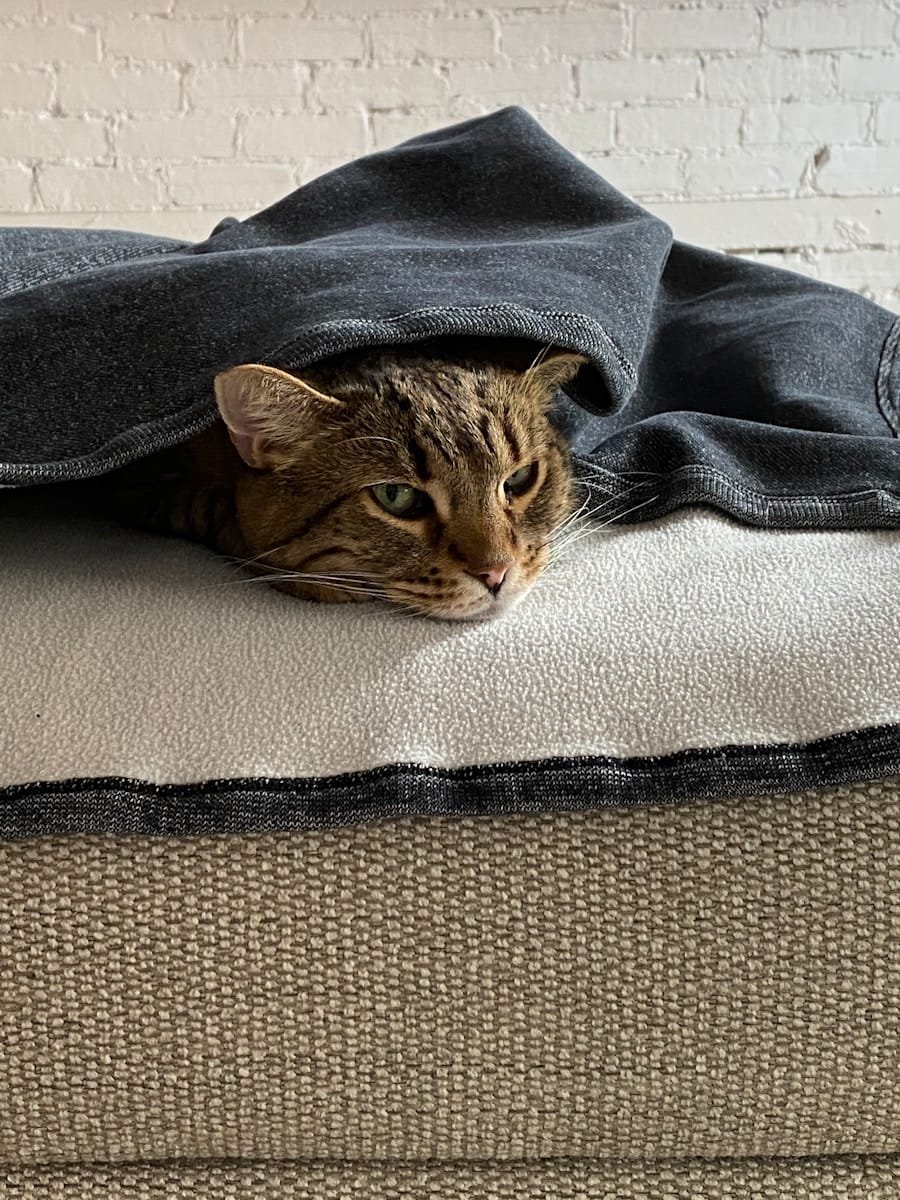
xmin=0 ymin=0 xmax=897 ymax=312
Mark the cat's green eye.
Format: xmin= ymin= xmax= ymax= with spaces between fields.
xmin=371 ymin=482 xmax=432 ymax=519
xmin=504 ymin=462 xmax=539 ymax=498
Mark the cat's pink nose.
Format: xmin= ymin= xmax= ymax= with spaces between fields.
xmin=470 ymin=562 xmax=511 ymax=595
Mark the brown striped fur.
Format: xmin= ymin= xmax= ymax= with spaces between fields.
xmin=106 ymin=340 xmax=585 ymax=621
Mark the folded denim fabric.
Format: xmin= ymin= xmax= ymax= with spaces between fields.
xmin=1 ymin=106 xmax=898 ymax=530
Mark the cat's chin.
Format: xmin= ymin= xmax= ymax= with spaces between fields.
xmin=421 ymin=586 xmax=529 ymax=623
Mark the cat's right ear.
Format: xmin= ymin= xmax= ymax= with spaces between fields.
xmin=213 ymin=364 xmax=342 ymax=470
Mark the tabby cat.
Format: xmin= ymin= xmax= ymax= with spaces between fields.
xmin=108 ymin=339 xmax=587 ymax=621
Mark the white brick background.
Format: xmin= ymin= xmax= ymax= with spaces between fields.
xmin=1 ymin=0 xmax=898 ymax=311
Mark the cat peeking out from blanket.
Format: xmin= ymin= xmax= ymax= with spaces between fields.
xmin=107 ymin=338 xmax=587 ymax=622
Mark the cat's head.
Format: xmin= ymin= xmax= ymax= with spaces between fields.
xmin=213 ymin=342 xmax=586 ymax=621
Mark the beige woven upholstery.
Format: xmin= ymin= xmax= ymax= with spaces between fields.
xmin=3 ymin=1154 xmax=899 ymax=1198
xmin=2 ymin=779 xmax=899 ymax=1195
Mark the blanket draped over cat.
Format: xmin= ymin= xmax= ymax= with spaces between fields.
xmin=2 ymin=106 xmax=899 ymax=529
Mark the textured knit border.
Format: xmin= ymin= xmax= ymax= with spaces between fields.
xmin=575 ymin=459 xmax=900 ymax=529
xmin=3 ymin=721 xmax=900 ymax=840
xmin=0 ymin=304 xmax=632 ymax=487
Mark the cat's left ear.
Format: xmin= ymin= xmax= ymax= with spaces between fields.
xmin=214 ymin=364 xmax=342 ymax=470
xmin=525 ymin=350 xmax=589 ymax=394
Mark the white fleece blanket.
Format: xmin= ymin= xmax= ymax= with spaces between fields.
xmin=1 ymin=490 xmax=899 ymax=788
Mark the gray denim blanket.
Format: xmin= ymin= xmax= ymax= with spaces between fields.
xmin=2 ymin=105 xmax=899 ymax=531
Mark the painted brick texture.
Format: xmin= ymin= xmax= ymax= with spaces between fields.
xmin=0 ymin=0 xmax=897 ymax=311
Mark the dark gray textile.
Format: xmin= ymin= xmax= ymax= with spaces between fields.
xmin=1 ymin=106 xmax=898 ymax=528
xmin=3 ymin=723 xmax=900 ymax=839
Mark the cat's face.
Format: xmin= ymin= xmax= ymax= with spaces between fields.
xmin=214 ymin=345 xmax=585 ymax=621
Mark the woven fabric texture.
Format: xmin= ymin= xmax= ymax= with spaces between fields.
xmin=2 ymin=780 xmax=898 ymax=1168
xmin=3 ymin=1154 xmax=900 ymax=1199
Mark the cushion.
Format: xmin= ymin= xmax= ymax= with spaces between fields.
xmin=2 ymin=486 xmax=899 ymax=836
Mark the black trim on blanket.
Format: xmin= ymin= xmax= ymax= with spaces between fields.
xmin=2 ymin=722 xmax=900 ymax=840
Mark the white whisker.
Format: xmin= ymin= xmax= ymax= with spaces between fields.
xmin=577 ymin=464 xmax=665 ymax=478
xmin=219 ymin=564 xmax=387 ymax=600
xmin=342 ymin=435 xmax=405 ymax=449
xmin=521 ymin=342 xmax=553 ymax=388
xmin=551 ymin=494 xmax=661 ymax=559
xmin=549 ymin=482 xmax=653 ymax=544
xmin=222 ymin=540 xmax=295 ymax=573
xmin=547 ymin=492 xmax=593 ymax=540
